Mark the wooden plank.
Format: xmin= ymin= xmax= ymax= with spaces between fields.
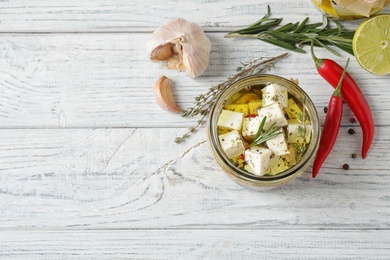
xmin=2 ymin=0 xmax=388 ymax=33
xmin=1 ymin=230 xmax=390 ymax=259
xmin=0 ymin=0 xmax=345 ymax=33
xmin=0 ymin=128 xmax=389 ymax=229
xmin=0 ymin=33 xmax=388 ymax=128
xmin=0 ymin=0 xmax=388 ymax=257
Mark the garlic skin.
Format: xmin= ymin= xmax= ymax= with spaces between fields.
xmin=154 ymin=76 xmax=181 ymax=113
xmin=146 ymin=18 xmax=211 ymax=78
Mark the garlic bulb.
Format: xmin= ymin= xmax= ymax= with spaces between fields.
xmin=146 ymin=18 xmax=211 ymax=78
xmin=154 ymin=76 xmax=181 ymax=113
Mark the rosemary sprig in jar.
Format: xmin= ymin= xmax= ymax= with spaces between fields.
xmin=174 ymin=52 xmax=288 ymax=144
xmin=225 ymin=6 xmax=355 ymax=56
xmin=251 ymin=117 xmax=282 ymax=146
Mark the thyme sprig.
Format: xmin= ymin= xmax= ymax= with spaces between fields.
xmin=174 ymin=52 xmax=288 ymax=144
xmin=251 ymin=117 xmax=282 ymax=146
xmin=225 ymin=6 xmax=355 ymax=56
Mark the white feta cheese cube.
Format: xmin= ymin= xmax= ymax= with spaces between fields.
xmin=217 ymin=109 xmax=244 ymax=131
xmin=257 ymin=103 xmax=288 ymax=130
xmin=287 ymin=120 xmax=312 ymax=144
xmin=269 ymin=145 xmax=297 ymax=175
xmin=266 ymin=129 xmax=289 ymax=156
xmin=218 ymin=130 xmax=245 ymax=159
xmin=262 ymin=83 xmax=288 ymax=107
xmin=244 ymin=146 xmax=272 ymax=176
xmin=242 ymin=116 xmax=260 ymax=142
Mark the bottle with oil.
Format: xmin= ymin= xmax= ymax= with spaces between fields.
xmin=311 ymin=0 xmax=389 ymax=20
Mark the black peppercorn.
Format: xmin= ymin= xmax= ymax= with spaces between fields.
xmin=348 ymin=129 xmax=355 ymax=135
xmin=343 ymin=164 xmax=350 ymax=170
xmin=323 ymin=107 xmax=328 ymax=113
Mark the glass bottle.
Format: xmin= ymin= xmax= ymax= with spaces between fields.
xmin=311 ymin=0 xmax=390 ymax=20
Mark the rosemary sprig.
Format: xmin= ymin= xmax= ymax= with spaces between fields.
xmin=174 ymin=52 xmax=288 ymax=144
xmin=225 ymin=6 xmax=355 ymax=56
xmin=251 ymin=117 xmax=282 ymax=146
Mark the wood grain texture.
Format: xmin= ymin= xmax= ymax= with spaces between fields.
xmin=0 ymin=33 xmax=388 ymax=128
xmin=0 ymin=0 xmax=352 ymax=33
xmin=1 ymin=0 xmax=390 ymax=258
xmin=1 ymin=230 xmax=390 ymax=259
xmin=0 ymin=128 xmax=389 ymax=229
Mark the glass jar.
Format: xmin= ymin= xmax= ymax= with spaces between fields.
xmin=207 ymin=74 xmax=320 ymax=188
xmin=311 ymin=0 xmax=390 ymax=20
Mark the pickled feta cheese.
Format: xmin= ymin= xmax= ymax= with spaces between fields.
xmin=244 ymin=146 xmax=272 ymax=176
xmin=285 ymin=98 xmax=302 ymax=120
xmin=235 ymin=93 xmax=260 ymax=104
xmin=285 ymin=98 xmax=310 ymax=123
xmin=215 ymin=81 xmax=313 ymax=177
xmin=224 ymin=104 xmax=249 ymax=116
xmin=262 ymin=83 xmax=288 ymax=107
xmin=257 ymin=103 xmax=288 ymax=130
xmin=242 ymin=116 xmax=260 ymax=142
xmin=218 ymin=130 xmax=245 ymax=159
xmin=248 ymin=100 xmax=262 ymax=114
xmin=266 ymin=129 xmax=289 ymax=156
xmin=217 ymin=109 xmax=244 ymax=131
xmin=269 ymin=145 xmax=297 ymax=175
xmin=287 ymin=120 xmax=312 ymax=144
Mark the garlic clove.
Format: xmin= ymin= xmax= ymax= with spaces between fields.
xmin=154 ymin=76 xmax=181 ymax=113
xmin=150 ymin=43 xmax=174 ymax=61
xmin=146 ymin=18 xmax=211 ymax=78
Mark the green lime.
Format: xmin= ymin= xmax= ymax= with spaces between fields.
xmin=352 ymin=14 xmax=390 ymax=76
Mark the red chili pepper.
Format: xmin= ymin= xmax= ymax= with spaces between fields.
xmin=245 ymin=114 xmax=258 ymax=118
xmin=311 ymin=48 xmax=374 ymax=159
xmin=312 ymin=59 xmax=349 ymax=178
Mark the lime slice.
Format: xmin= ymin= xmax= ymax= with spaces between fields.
xmin=352 ymin=14 xmax=390 ymax=75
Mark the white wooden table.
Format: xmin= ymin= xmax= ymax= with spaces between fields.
xmin=1 ymin=1 xmax=390 ymax=258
